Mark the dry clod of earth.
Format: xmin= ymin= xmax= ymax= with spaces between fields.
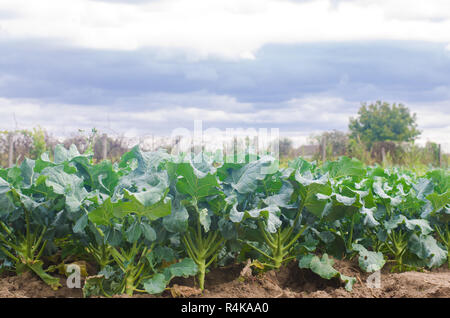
xmin=0 ymin=259 xmax=449 ymax=298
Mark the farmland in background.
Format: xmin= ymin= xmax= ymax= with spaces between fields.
xmin=1 ymin=127 xmax=448 ymax=171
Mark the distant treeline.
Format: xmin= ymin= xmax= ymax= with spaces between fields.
xmin=0 ymin=127 xmax=447 ymax=171
xmin=0 ymin=128 xmax=131 ymax=167
xmin=279 ymin=130 xmax=447 ymax=169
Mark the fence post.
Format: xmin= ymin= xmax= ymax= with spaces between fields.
xmin=322 ymin=136 xmax=326 ymax=163
xmin=8 ymin=132 xmax=14 ymax=167
xmin=102 ymin=133 xmax=108 ymax=161
xmin=438 ymin=144 xmax=441 ymax=167
xmin=381 ymin=147 xmax=386 ymax=166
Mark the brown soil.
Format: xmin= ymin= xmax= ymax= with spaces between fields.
xmin=0 ymin=271 xmax=82 ymax=298
xmin=1 ymin=259 xmax=449 ymax=298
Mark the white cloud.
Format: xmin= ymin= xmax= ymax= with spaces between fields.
xmin=0 ymin=95 xmax=256 ymax=134
xmin=240 ymin=51 xmax=256 ymax=60
xmin=1 ymin=94 xmax=448 ymax=151
xmin=406 ymin=100 xmax=450 ymax=151
xmin=1 ymin=0 xmax=450 ymax=59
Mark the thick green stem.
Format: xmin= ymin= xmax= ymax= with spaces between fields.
xmin=273 ymin=230 xmax=283 ymax=268
xmin=197 ymin=258 xmax=206 ymax=291
xmin=180 ymin=201 xmax=226 ymax=291
xmin=249 ymin=198 xmax=307 ymax=269
xmin=24 ymin=208 xmax=32 ymax=259
xmin=182 ymin=226 xmax=224 ymax=290
xmin=125 ymin=274 xmax=135 ymax=296
xmin=347 ymin=214 xmax=355 ymax=250
xmin=386 ymin=231 xmax=407 ymax=272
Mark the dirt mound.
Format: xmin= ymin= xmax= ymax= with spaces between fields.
xmin=0 ymin=271 xmax=82 ymax=298
xmin=1 ymin=259 xmax=449 ymax=298
xmin=171 ymin=259 xmax=449 ymax=298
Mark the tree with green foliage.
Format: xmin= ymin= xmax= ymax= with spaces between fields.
xmin=349 ymin=101 xmax=421 ymax=148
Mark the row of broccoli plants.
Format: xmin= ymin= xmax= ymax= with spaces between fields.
xmin=0 ymin=145 xmax=448 ymax=296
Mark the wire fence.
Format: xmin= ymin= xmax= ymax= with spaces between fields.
xmin=0 ymin=129 xmax=448 ymax=169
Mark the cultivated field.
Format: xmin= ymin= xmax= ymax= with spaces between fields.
xmin=0 ymin=145 xmax=448 ymax=297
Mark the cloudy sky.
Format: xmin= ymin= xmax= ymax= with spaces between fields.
xmin=0 ymin=0 xmax=449 ymax=148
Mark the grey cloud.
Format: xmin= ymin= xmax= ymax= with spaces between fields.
xmin=0 ymin=39 xmax=450 ymax=120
